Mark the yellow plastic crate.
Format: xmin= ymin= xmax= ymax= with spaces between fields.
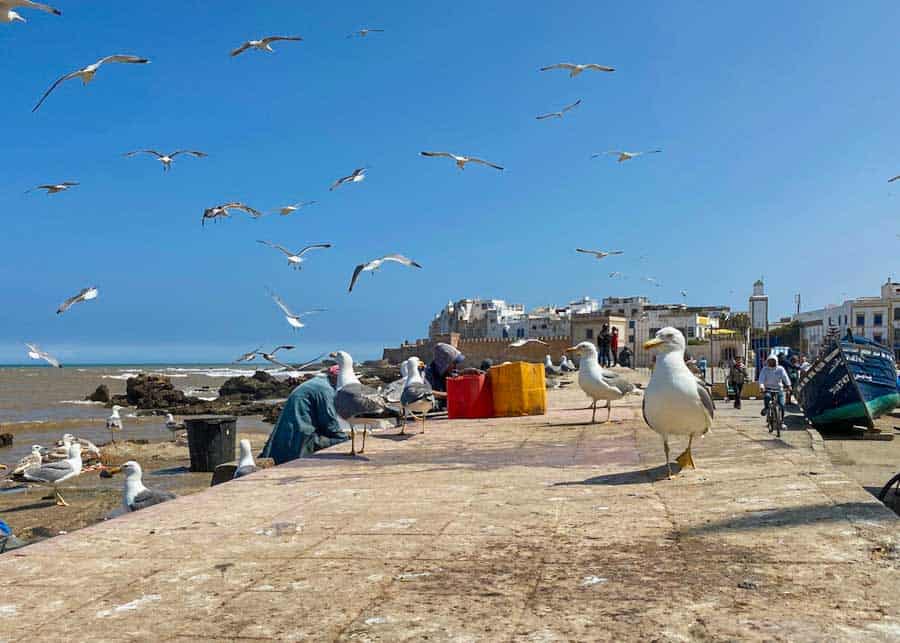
xmin=489 ymin=362 xmax=547 ymax=417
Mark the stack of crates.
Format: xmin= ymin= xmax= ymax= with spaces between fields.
xmin=447 ymin=373 xmax=494 ymax=419
xmin=489 ymin=362 xmax=547 ymax=417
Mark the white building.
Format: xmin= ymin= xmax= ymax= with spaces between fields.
xmin=429 ymin=297 xmax=593 ymax=340
xmin=749 ymin=279 xmax=768 ymax=331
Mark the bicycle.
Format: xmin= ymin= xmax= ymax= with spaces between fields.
xmin=764 ymin=391 xmax=784 ymax=438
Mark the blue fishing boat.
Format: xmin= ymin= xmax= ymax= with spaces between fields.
xmin=796 ymin=336 xmax=899 ymax=429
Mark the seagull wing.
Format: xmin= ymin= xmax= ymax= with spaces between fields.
xmin=535 ymin=112 xmax=561 ymax=120
xmin=381 ymin=254 xmax=422 ymax=268
xmin=270 ymin=345 xmax=295 ymax=355
xmin=467 ymin=157 xmax=504 ymax=171
xmin=329 ymin=175 xmax=349 ymax=191
xmin=608 ymin=250 xmax=624 ymax=255
xmin=18 ymin=0 xmax=62 ymax=15
xmin=584 ymin=64 xmax=615 ymax=72
xmin=231 ymin=42 xmax=252 ymax=57
xmin=268 ymin=292 xmax=296 ymax=317
xmin=261 ymin=36 xmax=303 ymax=44
xmin=32 ymin=69 xmax=81 ymax=112
xmin=96 ymin=55 xmax=150 ymax=67
xmin=230 ymin=203 xmax=262 ymax=218
xmin=575 ymin=248 xmax=601 ymax=257
xmin=41 ymin=352 xmax=61 ymax=368
xmin=889 ymin=175 xmax=900 ymax=183
xmin=419 ymin=151 xmax=454 ymax=160
xmin=562 ymin=98 xmax=582 ymax=112
xmin=264 ymin=356 xmax=293 ymax=370
xmin=296 ymin=243 xmax=332 ymax=257
xmin=124 ymin=150 xmax=164 ymax=158
xmin=169 ymin=150 xmax=208 ymax=159
xmin=348 ymin=263 xmax=366 ymax=292
xmin=257 ymin=240 xmax=294 ymax=257
xmin=56 ymin=289 xmax=86 ymax=314
xmin=539 ymin=63 xmax=575 ymax=72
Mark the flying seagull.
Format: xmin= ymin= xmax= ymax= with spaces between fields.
xmin=329 ymin=167 xmax=367 ymax=191
xmin=234 ymin=347 xmax=262 ymax=363
xmin=258 ymin=345 xmax=295 ymax=370
xmin=26 ymin=181 xmax=78 ymax=195
xmin=593 ymin=150 xmax=662 ymax=163
xmin=348 ymin=254 xmax=422 ymax=292
xmin=104 ymin=461 xmax=176 ymax=512
xmin=609 ymin=271 xmax=625 ymax=279
xmin=1 ymin=0 xmax=60 ymax=24
xmin=231 ymin=36 xmax=302 ymax=57
xmin=274 ymin=201 xmax=317 ymax=215
xmin=124 ymin=149 xmax=207 ymax=172
xmin=536 ymin=98 xmax=582 ymax=120
xmin=347 ymin=28 xmax=385 ymax=38
xmin=419 ymin=151 xmax=503 ymax=171
xmin=576 ymin=248 xmax=624 ymax=260
xmin=539 ymin=63 xmax=615 ymax=77
xmin=256 ymin=240 xmax=332 ymax=270
xmin=57 ymin=286 xmax=98 ymax=314
xmin=267 ymin=289 xmax=325 ymax=330
xmin=202 ymin=202 xmax=262 ymax=226
xmin=25 ymin=343 xmax=61 ymax=368
xmin=509 ymin=338 xmax=548 ymax=348
xmin=33 ymin=55 xmax=150 ymax=112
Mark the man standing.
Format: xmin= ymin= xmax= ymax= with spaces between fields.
xmin=610 ymin=327 xmax=620 ymax=366
xmin=598 ymin=324 xmax=611 ymax=367
xmin=727 ymin=356 xmax=748 ymax=409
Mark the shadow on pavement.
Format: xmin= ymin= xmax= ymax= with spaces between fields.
xmin=682 ymin=501 xmax=892 ymax=535
xmin=553 ymin=463 xmax=674 ymax=486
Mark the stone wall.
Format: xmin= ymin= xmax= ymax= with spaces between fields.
xmin=383 ymin=334 xmax=571 ymax=367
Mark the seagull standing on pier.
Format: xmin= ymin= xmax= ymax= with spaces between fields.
xmin=1 ymin=0 xmax=61 ymax=24
xmin=348 ymin=254 xmax=422 ymax=292
xmin=104 ymin=461 xmax=176 ymax=512
xmin=643 ymin=327 xmax=715 ymax=478
xmin=400 ymin=356 xmax=434 ymax=434
xmin=24 ymin=443 xmax=82 ymax=506
xmin=256 ymin=241 xmax=331 ymax=270
xmin=57 ymin=286 xmax=98 ymax=314
xmin=32 ymin=54 xmax=150 ymax=112
xmin=565 ymin=342 xmax=636 ymax=423
xmin=233 ymin=439 xmax=259 ymax=478
xmin=330 ymin=350 xmax=395 ymax=456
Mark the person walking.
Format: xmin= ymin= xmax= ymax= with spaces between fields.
xmin=610 ymin=327 xmax=620 ymax=366
xmin=727 ymin=356 xmax=748 ymax=409
xmin=597 ymin=324 xmax=611 ymax=367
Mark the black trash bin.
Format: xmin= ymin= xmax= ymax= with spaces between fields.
xmin=185 ymin=416 xmax=237 ymax=472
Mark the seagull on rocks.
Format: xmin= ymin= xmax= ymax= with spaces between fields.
xmin=124 ymin=149 xmax=207 ymax=173
xmin=509 ymin=338 xmax=548 ymax=348
xmin=233 ymin=439 xmax=259 ymax=478
xmin=329 ymin=167 xmax=367 ymax=191
xmin=593 ymin=150 xmax=662 ymax=163
xmin=536 ymin=98 xmax=582 ymax=120
xmin=57 ymin=286 xmax=98 ymax=314
xmin=25 ymin=343 xmax=61 ymax=368
xmin=266 ymin=289 xmax=325 ymax=330
xmin=33 ymin=55 xmax=150 ymax=112
xmin=400 ymin=356 xmax=434 ymax=434
xmin=24 ymin=443 xmax=82 ymax=506
xmin=234 ymin=347 xmax=262 ymax=363
xmin=347 ymin=27 xmax=385 ymax=38
xmin=257 ymin=241 xmax=331 ymax=270
xmin=643 ymin=327 xmax=715 ymax=478
xmin=419 ymin=151 xmax=504 ymax=171
xmin=274 ymin=201 xmax=317 ymax=215
xmin=540 ymin=63 xmax=615 ymax=77
xmin=258 ymin=344 xmax=295 ymax=370
xmin=107 ymin=405 xmax=123 ymax=442
xmin=576 ymin=248 xmax=624 ymax=260
xmin=202 ymin=202 xmax=262 ymax=226
xmin=330 ymin=350 xmax=395 ymax=456
xmin=26 ymin=181 xmax=78 ymax=195
xmin=1 ymin=0 xmax=61 ymax=24
xmin=348 ymin=254 xmax=422 ymax=292
xmin=231 ymin=36 xmax=302 ymax=57
xmin=104 ymin=461 xmax=176 ymax=512
xmin=566 ymin=342 xmax=636 ymax=423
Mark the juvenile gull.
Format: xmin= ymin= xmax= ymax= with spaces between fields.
xmin=329 ymin=168 xmax=366 ymax=191
xmin=566 ymin=342 xmax=636 ymax=423
xmin=24 ymin=443 xmax=82 ymax=506
xmin=330 ymin=350 xmax=394 ymax=456
xmin=124 ymin=149 xmax=207 ymax=173
xmin=231 ymin=36 xmax=302 ymax=57
xmin=202 ymin=202 xmax=262 ymax=226
xmin=576 ymin=248 xmax=623 ymax=260
xmin=536 ymin=98 xmax=582 ymax=120
xmin=57 ymin=286 xmax=98 ymax=314
xmin=233 ymin=439 xmax=258 ymax=478
xmin=539 ymin=63 xmax=615 ymax=77
xmin=33 ymin=55 xmax=150 ymax=112
xmin=643 ymin=327 xmax=715 ymax=478
xmin=11 ymin=445 xmax=44 ymax=476
xmin=267 ymin=289 xmax=325 ymax=330
xmin=25 ymin=343 xmax=61 ymax=368
xmin=400 ymin=357 xmax=434 ymax=434
xmin=257 ymin=241 xmax=332 ymax=270
xmin=1 ymin=0 xmax=60 ymax=24
xmin=274 ymin=201 xmax=317 ymax=215
xmin=593 ymin=150 xmax=662 ymax=163
xmin=26 ymin=181 xmax=78 ymax=195
xmin=347 ymin=28 xmax=384 ymax=38
xmin=348 ymin=254 xmax=422 ymax=292
xmin=419 ymin=151 xmax=503 ymax=171
xmin=105 ymin=461 xmax=176 ymax=512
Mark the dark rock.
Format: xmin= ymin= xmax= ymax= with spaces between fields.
xmin=85 ymin=384 xmax=111 ymax=403
xmin=110 ymin=374 xmax=191 ymax=410
xmin=217 ymin=371 xmax=303 ymax=401
xmin=0 ymin=434 xmax=12 ymax=448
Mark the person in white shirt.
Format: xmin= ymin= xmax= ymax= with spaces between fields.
xmin=758 ymin=353 xmax=791 ymax=428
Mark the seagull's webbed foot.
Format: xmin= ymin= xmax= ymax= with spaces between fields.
xmin=55 ymin=489 xmax=68 ymax=507
xmin=675 ymin=435 xmax=696 ymax=470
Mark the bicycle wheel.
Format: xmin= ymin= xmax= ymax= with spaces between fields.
xmin=878 ymin=472 xmax=900 ymax=504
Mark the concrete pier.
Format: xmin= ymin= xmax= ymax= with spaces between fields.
xmin=1 ymin=388 xmax=898 ymax=641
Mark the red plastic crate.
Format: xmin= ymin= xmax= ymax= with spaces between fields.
xmin=447 ymin=373 xmax=494 ymax=419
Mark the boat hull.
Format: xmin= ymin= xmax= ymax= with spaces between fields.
xmin=797 ymin=341 xmax=899 ymax=429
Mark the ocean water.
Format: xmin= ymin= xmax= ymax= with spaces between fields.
xmin=0 ymin=364 xmax=283 ymax=469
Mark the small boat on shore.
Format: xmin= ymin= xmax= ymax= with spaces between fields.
xmin=796 ymin=336 xmax=899 ymax=429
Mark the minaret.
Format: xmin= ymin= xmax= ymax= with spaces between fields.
xmin=749 ymin=278 xmax=768 ymax=333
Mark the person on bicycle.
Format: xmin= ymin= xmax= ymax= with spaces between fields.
xmin=758 ymin=353 xmax=791 ymax=430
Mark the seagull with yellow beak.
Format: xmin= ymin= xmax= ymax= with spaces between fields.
xmin=643 ymin=327 xmax=714 ymax=478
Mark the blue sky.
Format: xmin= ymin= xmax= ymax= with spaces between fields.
xmin=0 ymin=1 xmax=895 ymax=363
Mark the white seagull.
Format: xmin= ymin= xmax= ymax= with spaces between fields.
xmin=26 ymin=181 xmax=78 ymax=195
xmin=11 ymin=445 xmax=45 ymax=477
xmin=267 ymin=289 xmax=325 ymax=330
xmin=202 ymin=202 xmax=262 ymax=226
xmin=347 ymin=27 xmax=385 ymax=38
xmin=57 ymin=286 xmax=98 ymax=314
xmin=576 ymin=248 xmax=624 ymax=260
xmin=419 ymin=151 xmax=504 ymax=171
xmin=234 ymin=347 xmax=262 ymax=363
xmin=643 ymin=327 xmax=715 ymax=478
xmin=329 ymin=167 xmax=367 ymax=191
xmin=348 ymin=254 xmax=422 ymax=292
xmin=536 ymin=98 xmax=582 ymax=120
xmin=1 ymin=0 xmax=61 ymax=24
xmin=566 ymin=342 xmax=636 ymax=423
xmin=231 ymin=36 xmax=303 ymax=57
xmin=274 ymin=201 xmax=317 ymax=215
xmin=258 ymin=344 xmax=295 ymax=370
xmin=164 ymin=413 xmax=183 ymax=432
xmin=330 ymin=350 xmax=395 ymax=456
xmin=540 ymin=63 xmax=615 ymax=77
xmin=124 ymin=149 xmax=207 ymax=173
xmin=104 ymin=461 xmax=176 ymax=512
xmin=509 ymin=338 xmax=548 ymax=348
xmin=400 ymin=356 xmax=434 ymax=434
xmin=233 ymin=439 xmax=258 ymax=478
xmin=33 ymin=55 xmax=150 ymax=112
xmin=23 ymin=443 xmax=82 ymax=506
xmin=256 ymin=240 xmax=332 ymax=270
xmin=593 ymin=150 xmax=662 ymax=163
xmin=25 ymin=343 xmax=61 ymax=368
